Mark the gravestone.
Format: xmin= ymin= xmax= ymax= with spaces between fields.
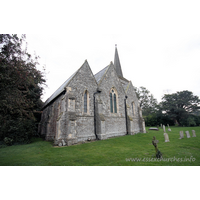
xmin=152 ymin=136 xmax=162 ymax=158
xmin=160 ymin=124 xmax=162 ymax=129
xmin=185 ymin=131 xmax=191 ymax=138
xmin=179 ymin=131 xmax=184 ymax=139
xmin=164 ymin=132 xmax=170 ymax=142
xmin=149 ymin=127 xmax=159 ymax=131
xmin=192 ymin=130 xmax=196 ymax=137
xmin=163 ymin=125 xmax=166 ymax=133
xmin=167 ymin=124 xmax=171 ymax=131
xmin=62 ymin=139 xmax=66 ymax=146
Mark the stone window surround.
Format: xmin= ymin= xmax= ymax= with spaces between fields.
xmin=109 ymin=87 xmax=119 ymax=114
xmin=131 ymin=101 xmax=135 ymax=116
xmin=82 ymin=89 xmax=90 ymax=115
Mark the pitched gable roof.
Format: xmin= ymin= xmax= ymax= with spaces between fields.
xmin=94 ymin=65 xmax=110 ymax=84
xmin=43 ymin=60 xmax=92 ymax=108
xmin=43 ymin=71 xmax=77 ymax=108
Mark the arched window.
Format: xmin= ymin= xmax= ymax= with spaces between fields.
xmin=84 ymin=90 xmax=88 ymax=113
xmin=114 ymin=94 xmax=117 ymax=113
xmin=131 ymin=102 xmax=135 ymax=116
xmin=110 ymin=88 xmax=118 ymax=113
xmin=110 ymin=92 xmax=113 ymax=113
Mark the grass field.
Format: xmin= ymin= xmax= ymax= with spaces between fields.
xmin=0 ymin=126 xmax=200 ymax=166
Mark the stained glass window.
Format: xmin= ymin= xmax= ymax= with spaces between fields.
xmin=110 ymin=93 xmax=113 ymax=113
xmin=84 ymin=91 xmax=87 ymax=113
xmin=114 ymin=93 xmax=117 ymax=113
xmin=132 ymin=102 xmax=135 ymax=116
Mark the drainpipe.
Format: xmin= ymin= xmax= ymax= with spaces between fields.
xmin=94 ymin=89 xmax=101 ymax=140
xmin=124 ymin=95 xmax=128 ymax=135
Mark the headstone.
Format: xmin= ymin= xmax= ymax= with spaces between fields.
xmin=62 ymin=139 xmax=66 ymax=146
xmin=149 ymin=127 xmax=159 ymax=131
xmin=152 ymin=136 xmax=162 ymax=158
xmin=163 ymin=125 xmax=166 ymax=133
xmin=164 ymin=132 xmax=170 ymax=142
xmin=160 ymin=124 xmax=162 ymax=129
xmin=179 ymin=131 xmax=184 ymax=139
xmin=192 ymin=130 xmax=196 ymax=137
xmin=167 ymin=124 xmax=171 ymax=131
xmin=185 ymin=131 xmax=191 ymax=138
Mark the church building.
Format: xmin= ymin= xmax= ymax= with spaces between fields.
xmin=39 ymin=46 xmax=146 ymax=146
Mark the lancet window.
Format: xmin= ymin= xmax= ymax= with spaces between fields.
xmin=84 ymin=90 xmax=89 ymax=113
xmin=131 ymin=102 xmax=135 ymax=116
xmin=110 ymin=88 xmax=118 ymax=113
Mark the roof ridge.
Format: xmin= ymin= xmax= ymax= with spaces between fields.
xmin=94 ymin=65 xmax=109 ymax=76
xmin=94 ymin=64 xmax=110 ymax=84
xmin=43 ymin=60 xmax=88 ymax=108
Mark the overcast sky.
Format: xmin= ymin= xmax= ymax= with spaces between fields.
xmin=3 ymin=0 xmax=200 ymax=103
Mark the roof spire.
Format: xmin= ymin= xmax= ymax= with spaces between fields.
xmin=114 ymin=45 xmax=123 ymax=77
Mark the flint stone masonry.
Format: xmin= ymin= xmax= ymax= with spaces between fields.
xmin=39 ymin=47 xmax=146 ymax=146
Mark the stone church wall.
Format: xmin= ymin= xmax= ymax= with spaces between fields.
xmin=96 ymin=64 xmax=127 ymax=137
xmin=39 ymin=57 xmax=146 ymax=146
xmin=66 ymin=62 xmax=98 ymax=143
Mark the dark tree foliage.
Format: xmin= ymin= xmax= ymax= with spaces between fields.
xmin=0 ymin=34 xmax=46 ymax=145
xmin=134 ymin=86 xmax=158 ymax=116
xmin=161 ymin=90 xmax=200 ymax=126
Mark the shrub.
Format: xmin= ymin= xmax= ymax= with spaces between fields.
xmin=4 ymin=137 xmax=13 ymax=146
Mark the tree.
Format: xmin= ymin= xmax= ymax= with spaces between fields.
xmin=134 ymin=86 xmax=158 ymax=116
xmin=161 ymin=90 xmax=200 ymax=126
xmin=0 ymin=34 xmax=46 ymax=144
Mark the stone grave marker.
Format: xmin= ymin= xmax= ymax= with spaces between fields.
xmin=179 ymin=131 xmax=184 ymax=139
xmin=62 ymin=139 xmax=66 ymax=146
xmin=163 ymin=125 xmax=166 ymax=133
xmin=149 ymin=127 xmax=159 ymax=131
xmin=167 ymin=124 xmax=171 ymax=131
xmin=192 ymin=130 xmax=196 ymax=137
xmin=164 ymin=132 xmax=170 ymax=142
xmin=160 ymin=124 xmax=162 ymax=129
xmin=185 ymin=131 xmax=191 ymax=138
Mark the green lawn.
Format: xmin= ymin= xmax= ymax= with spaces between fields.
xmin=0 ymin=126 xmax=200 ymax=166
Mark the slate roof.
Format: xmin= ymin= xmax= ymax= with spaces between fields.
xmin=43 ymin=46 xmax=128 ymax=108
xmin=43 ymin=71 xmax=77 ymax=108
xmin=94 ymin=65 xmax=109 ymax=84
xmin=122 ymin=81 xmax=130 ymax=93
